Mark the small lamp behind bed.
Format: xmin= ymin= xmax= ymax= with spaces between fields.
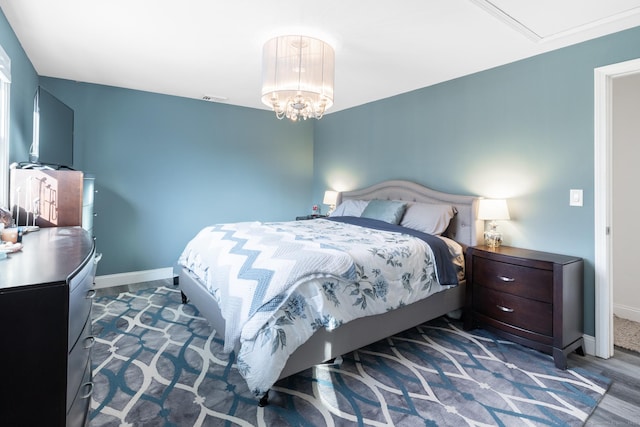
xmin=323 ymin=190 xmax=339 ymax=215
xmin=477 ymin=198 xmax=510 ymax=248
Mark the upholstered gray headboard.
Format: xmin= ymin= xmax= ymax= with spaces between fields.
xmin=337 ymin=180 xmax=482 ymax=248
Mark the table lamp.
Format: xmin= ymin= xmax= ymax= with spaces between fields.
xmin=323 ymin=190 xmax=338 ymax=215
xmin=477 ymin=199 xmax=510 ymax=248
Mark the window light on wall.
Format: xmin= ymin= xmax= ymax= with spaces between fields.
xmin=0 ymin=43 xmax=11 ymax=209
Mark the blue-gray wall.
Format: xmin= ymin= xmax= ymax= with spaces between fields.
xmin=313 ymin=25 xmax=640 ymax=336
xmin=39 ymin=78 xmax=315 ymax=275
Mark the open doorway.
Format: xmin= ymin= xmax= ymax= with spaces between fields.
xmin=594 ymin=58 xmax=640 ymax=359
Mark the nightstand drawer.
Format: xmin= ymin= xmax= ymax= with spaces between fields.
xmin=473 ymin=285 xmax=553 ymax=336
xmin=472 ymin=257 xmax=553 ymax=303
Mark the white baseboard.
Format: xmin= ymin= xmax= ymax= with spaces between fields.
xmin=94 ymin=267 xmax=175 ymax=289
xmin=613 ymin=303 xmax=640 ymax=323
xmin=583 ymin=334 xmax=596 ymax=356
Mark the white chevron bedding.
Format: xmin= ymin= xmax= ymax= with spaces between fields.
xmin=177 ymin=218 xmax=459 ymax=395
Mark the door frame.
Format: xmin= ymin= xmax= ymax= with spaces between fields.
xmin=594 ymin=57 xmax=640 ymax=359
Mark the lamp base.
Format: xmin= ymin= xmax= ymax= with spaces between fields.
xmin=484 ymin=223 xmax=503 ymax=248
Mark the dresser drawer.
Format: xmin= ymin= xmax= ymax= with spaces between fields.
xmin=472 ymin=257 xmax=553 ymax=303
xmin=82 ymin=176 xmax=95 ymax=206
xmin=69 ymin=252 xmax=93 ymax=293
xmin=473 ymin=285 xmax=553 ymax=336
xmin=82 ymin=205 xmax=94 ymax=231
xmin=67 ymin=317 xmax=94 ymax=412
xmin=66 ymin=358 xmax=93 ymax=427
xmin=69 ymin=257 xmax=95 ymax=349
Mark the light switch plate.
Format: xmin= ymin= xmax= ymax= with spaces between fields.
xmin=570 ymin=189 xmax=583 ymax=207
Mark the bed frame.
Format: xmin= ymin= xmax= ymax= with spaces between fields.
xmin=178 ymin=180 xmax=482 ymax=404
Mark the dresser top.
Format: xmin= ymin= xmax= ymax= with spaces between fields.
xmin=0 ymin=227 xmax=94 ymax=290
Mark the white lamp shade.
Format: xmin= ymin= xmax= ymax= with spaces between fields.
xmin=477 ymin=199 xmax=510 ymax=220
xmin=323 ymin=190 xmax=338 ymax=206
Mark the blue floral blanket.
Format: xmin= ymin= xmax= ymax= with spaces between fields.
xmin=177 ymin=217 xmax=460 ymax=395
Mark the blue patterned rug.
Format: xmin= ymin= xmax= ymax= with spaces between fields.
xmin=90 ymin=286 xmax=609 ymax=426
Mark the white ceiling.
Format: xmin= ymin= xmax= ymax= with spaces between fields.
xmin=2 ymin=0 xmax=640 ymax=114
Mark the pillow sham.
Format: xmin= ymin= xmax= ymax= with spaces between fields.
xmin=330 ymin=199 xmax=369 ymax=217
xmin=400 ymin=203 xmax=456 ymax=235
xmin=360 ymin=199 xmax=408 ymax=225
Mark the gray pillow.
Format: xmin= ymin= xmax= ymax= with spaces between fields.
xmin=360 ymin=199 xmax=408 ymax=224
xmin=400 ymin=203 xmax=456 ymax=235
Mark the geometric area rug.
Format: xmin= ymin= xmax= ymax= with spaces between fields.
xmin=90 ymin=286 xmax=610 ymax=427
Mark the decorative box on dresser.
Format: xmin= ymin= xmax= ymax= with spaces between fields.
xmin=10 ymin=168 xmax=84 ymax=227
xmin=464 ymin=245 xmax=584 ymax=369
xmin=0 ymin=227 xmax=97 ymax=427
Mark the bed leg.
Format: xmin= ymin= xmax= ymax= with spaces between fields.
xmin=324 ymin=355 xmax=343 ymax=366
xmin=258 ymin=390 xmax=269 ymax=407
xmin=181 ymin=291 xmax=188 ymax=304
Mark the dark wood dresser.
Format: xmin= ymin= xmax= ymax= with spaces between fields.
xmin=464 ymin=245 xmax=584 ymax=369
xmin=0 ymin=227 xmax=96 ymax=427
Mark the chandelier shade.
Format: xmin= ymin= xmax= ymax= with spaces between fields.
xmin=261 ymin=35 xmax=335 ymax=121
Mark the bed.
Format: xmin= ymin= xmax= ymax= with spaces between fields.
xmin=175 ymin=180 xmax=482 ymax=405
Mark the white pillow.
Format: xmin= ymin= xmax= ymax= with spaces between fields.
xmin=330 ymin=199 xmax=369 ymax=217
xmin=400 ymin=203 xmax=456 ymax=235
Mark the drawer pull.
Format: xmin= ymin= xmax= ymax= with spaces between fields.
xmin=86 ymin=289 xmax=97 ymax=299
xmin=496 ymin=305 xmax=514 ymax=313
xmin=497 ymin=276 xmax=515 ymax=283
xmin=80 ymin=382 xmax=94 ymax=399
xmin=84 ymin=336 xmax=96 ymax=349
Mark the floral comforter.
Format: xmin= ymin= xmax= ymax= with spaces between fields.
xmin=177 ymin=217 xmax=461 ymax=396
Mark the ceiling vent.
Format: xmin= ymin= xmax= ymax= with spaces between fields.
xmin=202 ymin=95 xmax=228 ymax=102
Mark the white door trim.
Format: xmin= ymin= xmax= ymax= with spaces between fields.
xmin=594 ymin=57 xmax=640 ymax=359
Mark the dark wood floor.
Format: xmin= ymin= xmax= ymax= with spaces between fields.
xmin=569 ymin=347 xmax=640 ymax=426
xmin=96 ymin=280 xmax=640 ymax=426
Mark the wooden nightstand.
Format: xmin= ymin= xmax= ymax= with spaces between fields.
xmin=464 ymin=245 xmax=584 ymax=369
xmin=295 ymin=214 xmax=328 ymax=220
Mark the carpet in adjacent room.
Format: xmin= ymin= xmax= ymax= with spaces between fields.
xmin=613 ymin=315 xmax=640 ymax=354
xmin=90 ymin=286 xmax=610 ymax=426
